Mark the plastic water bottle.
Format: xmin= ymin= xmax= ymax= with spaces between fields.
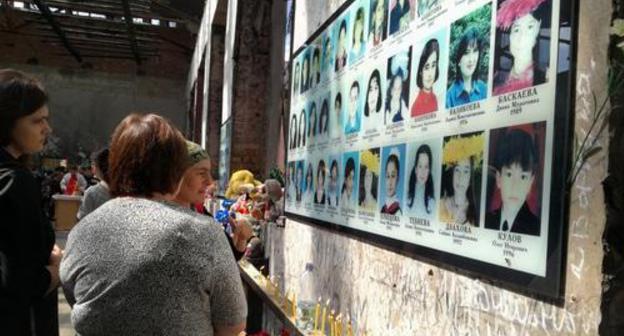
xmin=296 ymin=263 xmax=316 ymax=332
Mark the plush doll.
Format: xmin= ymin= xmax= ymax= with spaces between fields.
xmin=224 ymin=170 xmax=261 ymax=199
xmin=263 ymin=179 xmax=284 ymax=221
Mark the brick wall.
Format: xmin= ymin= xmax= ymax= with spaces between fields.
xmin=228 ymin=0 xmax=273 ymax=179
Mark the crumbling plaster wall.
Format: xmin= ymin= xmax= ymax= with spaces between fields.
xmin=0 ymin=63 xmax=185 ymax=160
xmin=268 ymin=0 xmax=611 ymax=334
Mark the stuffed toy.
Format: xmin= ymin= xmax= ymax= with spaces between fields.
xmin=224 ymin=170 xmax=261 ymax=199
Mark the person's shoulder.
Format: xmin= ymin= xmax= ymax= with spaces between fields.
xmin=513 ymin=205 xmax=540 ymax=236
xmin=164 ymin=203 xmax=223 ymax=235
xmin=0 ymin=165 xmax=35 ymax=197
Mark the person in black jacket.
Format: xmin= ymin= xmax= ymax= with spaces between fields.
xmin=0 ymin=69 xmax=62 ymax=335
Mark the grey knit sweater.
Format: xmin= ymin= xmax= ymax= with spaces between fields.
xmin=60 ymin=197 xmax=247 ymax=336
xmin=76 ymin=182 xmax=110 ymax=220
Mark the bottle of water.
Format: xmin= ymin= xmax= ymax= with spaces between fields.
xmin=296 ymin=263 xmax=316 ymax=332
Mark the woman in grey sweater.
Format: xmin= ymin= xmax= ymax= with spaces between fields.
xmin=60 ymin=114 xmax=247 ymax=336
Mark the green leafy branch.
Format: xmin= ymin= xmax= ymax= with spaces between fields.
xmin=568 ymin=63 xmax=624 ymax=187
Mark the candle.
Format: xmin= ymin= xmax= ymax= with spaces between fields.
xmin=329 ymin=311 xmax=335 ymax=336
xmin=320 ymin=300 xmax=329 ymax=335
xmin=313 ymin=297 xmax=321 ymax=331
xmin=346 ymin=316 xmax=353 ymax=336
xmin=291 ymin=291 xmax=297 ymax=320
xmin=336 ymin=314 xmax=342 ymax=336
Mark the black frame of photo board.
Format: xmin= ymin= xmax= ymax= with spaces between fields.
xmin=284 ymin=0 xmax=579 ymax=303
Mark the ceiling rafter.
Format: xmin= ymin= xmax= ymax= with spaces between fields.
xmin=120 ymin=0 xmax=141 ymax=65
xmin=32 ymin=0 xmax=81 ymax=62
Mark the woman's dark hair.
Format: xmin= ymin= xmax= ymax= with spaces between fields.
xmin=308 ymin=103 xmax=317 ymax=138
xmin=290 ymin=114 xmax=298 ymax=149
xmin=305 ymin=162 xmax=313 ymax=191
xmin=301 ymin=54 xmax=310 ymax=92
xmin=294 ymin=61 xmax=300 ymax=88
xmin=441 ymin=156 xmax=477 ymax=225
xmin=316 ymin=159 xmax=326 ymax=189
xmin=320 ymin=99 xmax=329 ymax=133
xmin=353 ymin=7 xmax=365 ymax=45
xmin=386 ymin=153 xmax=400 ymax=180
xmin=417 ymin=39 xmax=440 ymax=89
xmin=108 ymin=114 xmax=187 ymax=197
xmin=0 ymin=69 xmax=48 ymax=147
xmin=92 ymin=147 xmax=110 ymax=183
xmin=358 ymin=164 xmax=378 ymax=206
xmin=341 ymin=157 xmax=356 ymax=195
xmin=330 ymin=159 xmax=339 ymax=178
xmin=339 ymin=19 xmax=347 ymax=37
xmin=289 ymin=163 xmax=295 ymax=183
xmin=295 ymin=162 xmax=304 ymax=201
xmin=454 ymin=26 xmax=483 ymax=83
xmin=335 ymin=92 xmax=342 ymax=108
xmin=299 ymin=109 xmax=306 ymax=147
xmin=407 ymin=144 xmax=435 ymax=212
xmin=351 ymin=80 xmax=360 ymax=95
xmin=312 ymin=48 xmax=321 ymax=84
xmin=385 ymin=70 xmax=405 ymax=120
xmin=364 ymin=69 xmax=382 ymax=117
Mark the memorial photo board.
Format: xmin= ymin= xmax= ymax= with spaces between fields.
xmin=286 ymin=0 xmax=577 ymax=300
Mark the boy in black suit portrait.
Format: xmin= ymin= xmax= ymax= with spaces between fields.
xmin=485 ymin=128 xmax=541 ymax=236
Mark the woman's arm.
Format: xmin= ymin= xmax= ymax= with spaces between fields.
xmin=214 ymin=322 xmax=246 ymax=336
xmin=0 ymin=170 xmax=57 ymax=306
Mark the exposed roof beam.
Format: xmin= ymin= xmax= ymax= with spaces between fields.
xmin=120 ymin=0 xmax=142 ymax=65
xmin=32 ymin=0 xmax=81 ymax=62
xmin=34 ymin=25 xmax=160 ymax=43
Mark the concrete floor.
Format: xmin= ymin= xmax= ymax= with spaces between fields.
xmin=56 ymin=231 xmax=75 ymax=336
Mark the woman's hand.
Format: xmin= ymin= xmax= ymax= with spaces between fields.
xmin=45 ymin=244 xmax=63 ymax=295
xmin=230 ymin=218 xmax=253 ymax=252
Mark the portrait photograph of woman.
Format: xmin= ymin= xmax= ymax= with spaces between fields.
xmin=298 ymin=108 xmax=307 ymax=148
xmin=345 ymin=79 xmax=363 ymax=135
xmin=314 ymin=159 xmax=327 ymax=205
xmin=493 ymin=0 xmax=551 ymax=96
xmin=327 ymin=157 xmax=341 ymax=207
xmin=289 ymin=113 xmax=298 ymax=150
xmin=295 ymin=161 xmax=305 ymax=203
xmin=445 ymin=4 xmax=492 ymax=109
xmin=335 ymin=17 xmax=350 ymax=72
xmin=350 ymin=6 xmax=367 ymax=62
xmin=293 ymin=60 xmax=301 ymax=97
xmin=322 ymin=31 xmax=334 ymax=81
xmin=287 ymin=161 xmax=296 ymax=202
xmin=439 ymin=132 xmax=484 ymax=226
xmin=359 ymin=148 xmax=380 ymax=211
xmin=301 ymin=52 xmax=311 ymax=93
xmin=364 ymin=68 xmax=384 ymax=129
xmin=411 ymin=30 xmax=448 ymax=117
xmin=380 ymin=144 xmax=406 ymax=215
xmin=389 ymin=0 xmax=414 ymax=36
xmin=304 ymin=161 xmax=315 ymax=204
xmin=385 ymin=47 xmax=411 ymax=125
xmin=331 ymin=90 xmax=344 ymax=139
xmin=484 ymin=122 xmax=545 ymax=236
xmin=406 ymin=140 xmax=440 ymax=219
xmin=308 ymin=101 xmax=318 ymax=142
xmin=369 ymin=0 xmax=388 ymax=48
xmin=319 ymin=97 xmax=330 ymax=137
xmin=340 ymin=153 xmax=360 ymax=209
xmin=310 ymin=47 xmax=322 ymax=90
